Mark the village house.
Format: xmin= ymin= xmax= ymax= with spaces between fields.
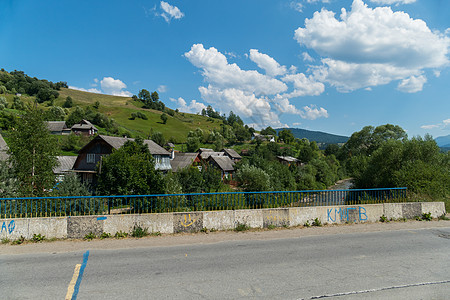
xmin=46 ymin=121 xmax=72 ymax=135
xmin=53 ymin=156 xmax=77 ymax=181
xmin=169 ymin=152 xmax=201 ymax=172
xmin=277 ymin=156 xmax=302 ymax=167
xmin=71 ymin=119 xmax=98 ymax=136
xmin=207 ymin=155 xmax=235 ymax=180
xmin=170 ymin=148 xmax=237 ymax=180
xmin=221 ymin=148 xmax=242 ymax=163
xmin=72 ymin=135 xmax=171 ymax=185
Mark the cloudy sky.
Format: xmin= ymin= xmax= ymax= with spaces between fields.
xmin=0 ymin=0 xmax=449 ymax=137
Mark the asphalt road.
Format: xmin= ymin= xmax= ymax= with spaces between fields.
xmin=1 ymin=225 xmax=449 ymax=299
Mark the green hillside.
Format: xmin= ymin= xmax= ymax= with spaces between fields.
xmin=275 ymin=127 xmax=349 ymax=144
xmin=55 ymin=89 xmax=224 ymax=142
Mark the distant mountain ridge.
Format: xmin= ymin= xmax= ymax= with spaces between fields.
xmin=435 ymin=134 xmax=450 ymax=147
xmin=275 ymin=128 xmax=349 ymax=144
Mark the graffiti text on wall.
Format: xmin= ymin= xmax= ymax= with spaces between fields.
xmin=1 ymin=220 xmax=15 ymax=234
xmin=327 ymin=207 xmax=367 ymax=222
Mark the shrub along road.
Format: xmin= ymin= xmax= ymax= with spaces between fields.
xmin=1 ymin=220 xmax=449 ymax=299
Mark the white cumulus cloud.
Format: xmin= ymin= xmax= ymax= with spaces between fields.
xmin=249 ymin=49 xmax=288 ymax=77
xmin=185 ymin=44 xmax=288 ymax=95
xmin=69 ymin=86 xmax=102 ymax=94
xmin=294 ymin=0 xmax=450 ymax=93
xmin=157 ymin=85 xmax=167 ymax=93
xmin=170 ymin=97 xmax=206 ymax=114
xmin=302 ymin=52 xmax=314 ymax=62
xmin=421 ymin=119 xmax=450 ymax=130
xmin=290 ymin=2 xmax=303 ymax=13
xmin=300 ymin=105 xmax=329 ymax=120
xmin=185 ymin=44 xmax=328 ymax=128
xmin=282 ymin=73 xmax=325 ymax=97
xmin=100 ymin=77 xmax=132 ymax=97
xmin=159 ymin=1 xmax=184 ymax=23
xmin=420 ymin=124 xmax=439 ymax=130
xmin=397 ymin=75 xmax=427 ymax=93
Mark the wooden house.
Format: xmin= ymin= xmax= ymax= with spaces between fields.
xmin=73 ymin=135 xmax=171 ymax=185
xmin=71 ymin=120 xmax=98 ymax=136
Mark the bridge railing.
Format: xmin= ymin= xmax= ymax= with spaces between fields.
xmin=0 ymin=188 xmax=408 ymax=219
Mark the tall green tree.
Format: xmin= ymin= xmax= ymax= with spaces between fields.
xmin=0 ymin=160 xmax=18 ymax=197
xmin=8 ymin=108 xmax=58 ymax=196
xmin=96 ymin=138 xmax=165 ymax=195
xmin=52 ymin=173 xmax=91 ymax=196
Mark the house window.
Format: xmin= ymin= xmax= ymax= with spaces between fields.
xmin=87 ymin=153 xmax=95 ymax=164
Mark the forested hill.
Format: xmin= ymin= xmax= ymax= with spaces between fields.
xmin=275 ymin=128 xmax=349 ymax=144
xmin=435 ymin=134 xmax=450 ymax=147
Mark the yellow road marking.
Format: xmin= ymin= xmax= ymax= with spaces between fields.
xmin=65 ymin=264 xmax=81 ymax=300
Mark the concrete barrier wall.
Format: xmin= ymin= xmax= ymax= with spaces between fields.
xmin=0 ymin=202 xmax=446 ymax=240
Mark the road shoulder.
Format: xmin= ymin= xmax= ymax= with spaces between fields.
xmin=1 ymin=219 xmax=449 ymax=255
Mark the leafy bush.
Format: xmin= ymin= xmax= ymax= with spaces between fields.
xmin=31 ymin=233 xmax=46 ymax=242
xmin=235 ymin=222 xmax=250 ymax=232
xmin=84 ymin=232 xmax=96 ymax=241
xmin=312 ymin=218 xmax=322 ymax=227
xmin=114 ymin=231 xmax=128 ymax=238
xmin=131 ymin=225 xmax=149 ymax=238
xmin=100 ymin=232 xmax=112 ymax=239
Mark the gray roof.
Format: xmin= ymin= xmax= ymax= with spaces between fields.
xmin=0 ymin=133 xmax=8 ymax=152
xmin=277 ymin=156 xmax=299 ymax=163
xmin=170 ymin=152 xmax=199 ymax=172
xmin=97 ymin=135 xmax=170 ymax=156
xmin=222 ymin=148 xmax=242 ymax=159
xmin=46 ymin=121 xmax=67 ymax=132
xmin=200 ymin=151 xmax=224 ymax=160
xmin=209 ymin=155 xmax=235 ymax=172
xmin=54 ymin=156 xmax=77 ymax=174
xmin=208 ymin=155 xmax=235 ymax=172
xmin=199 ymin=148 xmax=214 ymax=153
xmin=71 ymin=119 xmax=98 ymax=131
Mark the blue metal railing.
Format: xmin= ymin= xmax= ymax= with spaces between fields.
xmin=0 ymin=188 xmax=408 ymax=219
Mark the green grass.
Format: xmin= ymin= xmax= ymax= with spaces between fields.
xmin=56 ymin=88 xmax=223 ymax=142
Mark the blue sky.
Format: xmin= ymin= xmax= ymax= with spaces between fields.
xmin=1 ymin=0 xmax=449 ymax=138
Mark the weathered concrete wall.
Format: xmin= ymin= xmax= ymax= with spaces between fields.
xmin=203 ymin=211 xmax=234 ymax=231
xmin=263 ymin=209 xmax=290 ymax=228
xmin=383 ymin=203 xmax=404 ymax=220
xmin=0 ymin=202 xmax=446 ymax=240
xmin=421 ymin=202 xmax=446 ymax=218
xmin=235 ymin=209 xmax=263 ymax=228
xmin=173 ymin=212 xmax=203 ymax=233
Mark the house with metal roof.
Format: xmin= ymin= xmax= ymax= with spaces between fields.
xmin=221 ymin=148 xmax=242 ymax=162
xmin=73 ymin=135 xmax=171 ymax=185
xmin=46 ymin=121 xmax=71 ymax=135
xmin=169 ymin=152 xmax=201 ymax=172
xmin=71 ymin=120 xmax=98 ymax=136
xmin=277 ymin=156 xmax=302 ymax=167
xmin=207 ymin=155 xmax=235 ymax=180
xmin=54 ymin=156 xmax=77 ymax=181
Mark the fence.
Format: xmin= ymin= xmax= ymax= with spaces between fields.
xmin=0 ymin=188 xmax=408 ymax=219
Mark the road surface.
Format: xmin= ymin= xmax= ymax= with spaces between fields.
xmin=1 ymin=221 xmax=449 ymax=299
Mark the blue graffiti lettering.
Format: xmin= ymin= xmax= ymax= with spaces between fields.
xmin=327 ymin=209 xmax=335 ymax=222
xmin=1 ymin=220 xmax=15 ymax=234
xmin=8 ymin=220 xmax=15 ymax=234
xmin=359 ymin=207 xmax=367 ymax=221
xmin=326 ymin=207 xmax=368 ymax=223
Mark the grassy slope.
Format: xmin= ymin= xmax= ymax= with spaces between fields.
xmin=56 ymin=88 xmax=223 ymax=142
